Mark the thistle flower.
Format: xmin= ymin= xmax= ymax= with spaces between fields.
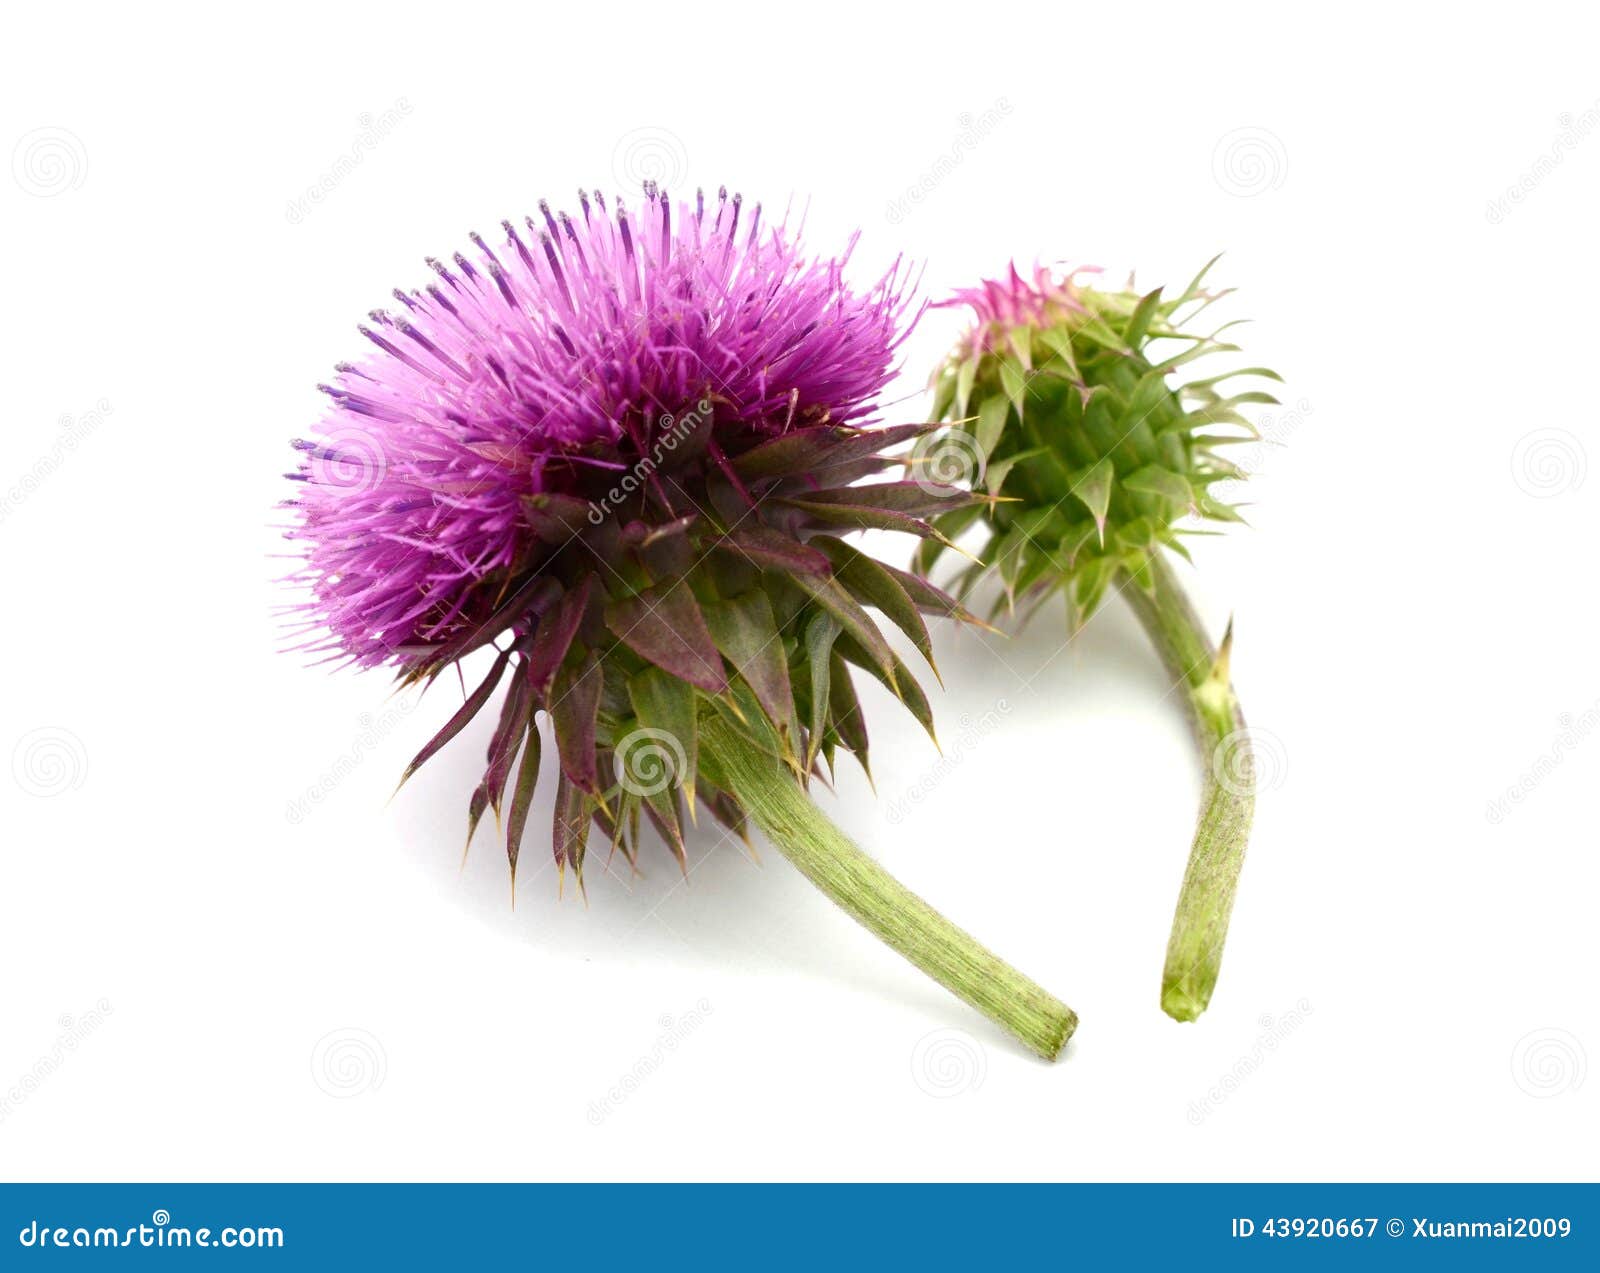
xmin=283 ymin=186 xmax=1076 ymax=1058
xmin=920 ymin=257 xmax=1283 ymax=1021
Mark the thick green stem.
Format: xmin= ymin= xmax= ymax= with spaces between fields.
xmin=1119 ymin=551 xmax=1254 ymax=1023
xmin=699 ymin=715 xmax=1077 ymax=1060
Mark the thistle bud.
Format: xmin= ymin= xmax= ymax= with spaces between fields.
xmin=921 ymin=259 xmax=1280 ymax=623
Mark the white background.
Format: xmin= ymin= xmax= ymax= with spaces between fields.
xmin=2 ymin=0 xmax=1596 ymax=1182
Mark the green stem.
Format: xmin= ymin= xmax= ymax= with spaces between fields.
xmin=699 ymin=715 xmax=1077 ymax=1060
xmin=1119 ymin=551 xmax=1254 ymax=1023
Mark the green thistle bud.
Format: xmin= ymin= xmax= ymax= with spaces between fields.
xmin=919 ymin=258 xmax=1280 ymax=621
xmin=919 ymin=259 xmax=1285 ymax=1022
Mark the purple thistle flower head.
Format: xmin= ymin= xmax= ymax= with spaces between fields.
xmin=288 ymin=185 xmax=916 ymax=669
xmin=283 ymin=184 xmax=979 ymax=889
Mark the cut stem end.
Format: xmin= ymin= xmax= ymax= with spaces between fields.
xmin=1122 ymin=551 xmax=1255 ymax=1024
xmin=700 ymin=715 xmax=1077 ymax=1060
